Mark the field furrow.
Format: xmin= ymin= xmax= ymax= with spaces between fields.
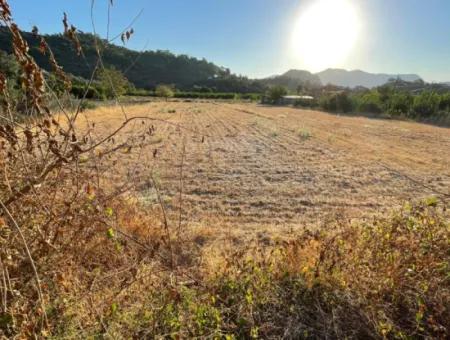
xmin=85 ymin=101 xmax=450 ymax=233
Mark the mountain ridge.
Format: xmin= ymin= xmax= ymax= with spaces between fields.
xmin=259 ymin=68 xmax=424 ymax=91
xmin=0 ymin=27 xmax=265 ymax=93
xmin=316 ymin=68 xmax=422 ymax=88
xmin=261 ymin=69 xmax=322 ymax=91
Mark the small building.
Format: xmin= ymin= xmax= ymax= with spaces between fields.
xmin=280 ymin=95 xmax=314 ymax=106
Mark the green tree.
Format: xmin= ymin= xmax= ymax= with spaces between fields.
xmin=96 ymin=67 xmax=130 ymax=98
xmin=438 ymin=92 xmax=450 ymax=111
xmin=336 ymin=92 xmax=353 ymax=113
xmin=0 ymin=50 xmax=19 ymax=79
xmin=357 ymin=91 xmax=383 ymax=113
xmin=412 ymin=91 xmax=440 ymax=117
xmin=0 ymin=51 xmax=22 ymax=112
xmin=319 ymin=92 xmax=353 ymax=113
xmin=155 ymin=84 xmax=174 ymax=100
xmin=388 ymin=92 xmax=413 ymax=116
xmin=267 ymin=86 xmax=287 ymax=103
xmin=378 ymin=84 xmax=393 ymax=107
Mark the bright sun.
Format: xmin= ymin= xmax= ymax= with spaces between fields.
xmin=291 ymin=0 xmax=360 ymax=72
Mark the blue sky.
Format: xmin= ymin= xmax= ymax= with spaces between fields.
xmin=8 ymin=0 xmax=450 ymax=81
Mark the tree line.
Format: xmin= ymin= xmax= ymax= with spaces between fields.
xmin=0 ymin=27 xmax=265 ymax=93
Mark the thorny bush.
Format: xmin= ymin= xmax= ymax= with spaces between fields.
xmin=0 ymin=0 xmax=169 ymax=336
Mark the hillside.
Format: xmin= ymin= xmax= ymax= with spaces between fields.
xmin=262 ymin=69 xmax=322 ymax=91
xmin=317 ymin=68 xmax=422 ymax=88
xmin=0 ymin=27 xmax=426 ymax=93
xmin=0 ymin=27 xmax=264 ymax=92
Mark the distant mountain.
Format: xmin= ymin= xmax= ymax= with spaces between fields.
xmin=261 ymin=69 xmax=322 ymax=91
xmin=263 ymin=68 xmax=422 ymax=90
xmin=316 ymin=68 xmax=422 ymax=88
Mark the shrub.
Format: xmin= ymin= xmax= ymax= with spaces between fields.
xmin=96 ymin=67 xmax=131 ymax=98
xmin=438 ymin=92 xmax=450 ymax=111
xmin=267 ymin=85 xmax=287 ymax=103
xmin=319 ymin=94 xmax=338 ymax=111
xmin=412 ymin=91 xmax=440 ymax=117
xmin=336 ymin=92 xmax=353 ymax=112
xmin=239 ymin=93 xmax=261 ymax=101
xmin=357 ymin=91 xmax=383 ymax=113
xmin=320 ymin=92 xmax=353 ymax=113
xmin=155 ymin=84 xmax=175 ymax=99
xmin=387 ymin=92 xmax=413 ymax=116
xmin=0 ymin=50 xmax=19 ymax=79
xmin=71 ymin=84 xmax=105 ymax=100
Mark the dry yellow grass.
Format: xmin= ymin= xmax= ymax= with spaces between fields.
xmin=79 ymin=100 xmax=450 ymax=241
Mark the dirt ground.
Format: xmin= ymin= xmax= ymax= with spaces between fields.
xmin=81 ymin=100 xmax=450 ymax=237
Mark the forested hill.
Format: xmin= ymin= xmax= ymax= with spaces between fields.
xmin=0 ymin=27 xmax=264 ymax=92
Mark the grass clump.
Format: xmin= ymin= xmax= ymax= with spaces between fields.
xmin=297 ymin=128 xmax=312 ymax=140
xmin=269 ymin=130 xmax=279 ymax=138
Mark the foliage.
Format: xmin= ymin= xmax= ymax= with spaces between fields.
xmin=319 ymin=92 xmax=353 ymax=113
xmin=267 ymin=85 xmax=287 ymax=103
xmin=0 ymin=50 xmax=18 ymax=79
xmin=412 ymin=91 xmax=440 ymax=117
xmin=438 ymin=92 xmax=450 ymax=111
xmin=0 ymin=50 xmax=20 ymax=107
xmin=96 ymin=67 xmax=131 ymax=98
xmin=317 ymin=85 xmax=450 ymax=124
xmin=387 ymin=92 xmax=413 ymax=116
xmin=71 ymin=84 xmax=104 ymax=100
xmin=356 ymin=90 xmax=383 ymax=113
xmin=0 ymin=27 xmax=266 ymax=93
xmin=155 ymin=84 xmax=174 ymax=99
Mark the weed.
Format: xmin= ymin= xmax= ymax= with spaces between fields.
xmin=270 ymin=131 xmax=279 ymax=137
xmin=297 ymin=128 xmax=312 ymax=140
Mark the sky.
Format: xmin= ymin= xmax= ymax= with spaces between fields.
xmin=7 ymin=0 xmax=450 ymax=82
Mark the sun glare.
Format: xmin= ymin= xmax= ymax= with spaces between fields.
xmin=291 ymin=0 xmax=360 ymax=72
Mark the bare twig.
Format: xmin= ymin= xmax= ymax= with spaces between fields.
xmin=177 ymin=138 xmax=186 ymax=236
xmin=151 ymin=174 xmax=174 ymax=268
xmin=0 ymin=199 xmax=48 ymax=328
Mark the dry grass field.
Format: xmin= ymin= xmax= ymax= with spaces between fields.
xmin=3 ymin=98 xmax=449 ymax=338
xmin=83 ymin=100 xmax=450 ymax=238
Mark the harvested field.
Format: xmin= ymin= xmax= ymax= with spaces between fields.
xmin=82 ymin=101 xmax=450 ymax=235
